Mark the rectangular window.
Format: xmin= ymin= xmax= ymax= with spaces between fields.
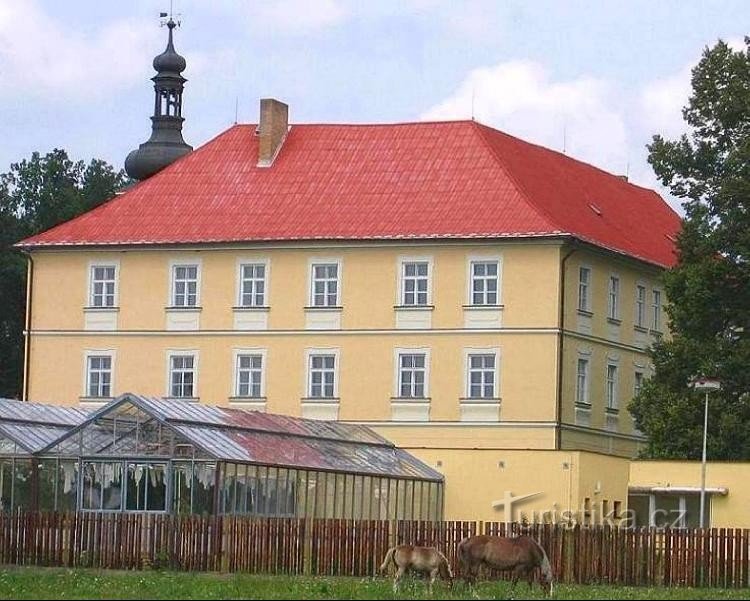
xmin=634 ymin=370 xmax=644 ymax=398
xmin=399 ymin=353 xmax=427 ymax=398
xmin=87 ymin=355 xmax=112 ymax=398
xmin=90 ymin=265 xmax=117 ymax=307
xmin=239 ymin=263 xmax=266 ymax=307
xmin=311 ymin=263 xmax=339 ymax=307
xmin=652 ymin=290 xmax=662 ymax=331
xmin=470 ymin=261 xmax=499 ymax=305
xmin=576 ymin=358 xmax=590 ymax=405
xmin=172 ymin=265 xmax=199 ymax=307
xmin=629 ymin=493 xmax=711 ymax=529
xmin=401 ymin=261 xmax=429 ymax=306
xmin=635 ymin=285 xmax=646 ymax=328
xmin=608 ymin=276 xmax=620 ymax=320
xmin=81 ymin=461 xmax=122 ymax=511
xmin=125 ymin=462 xmax=167 ymax=512
xmin=578 ymin=267 xmax=591 ymax=312
xmin=308 ymin=354 xmax=336 ymax=398
xmin=467 ymin=353 xmax=496 ymax=398
xmin=606 ymin=364 xmax=619 ymax=410
xmin=169 ymin=354 xmax=196 ymax=398
xmin=236 ymin=354 xmax=263 ymax=398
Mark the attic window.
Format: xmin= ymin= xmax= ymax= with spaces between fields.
xmin=589 ymin=204 xmax=603 ymax=216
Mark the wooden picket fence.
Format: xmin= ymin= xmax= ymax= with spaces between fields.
xmin=0 ymin=512 xmax=748 ymax=588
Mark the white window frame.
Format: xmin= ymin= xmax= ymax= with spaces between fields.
xmin=393 ymin=347 xmax=431 ymax=398
xmin=304 ymin=348 xmax=340 ymax=399
xmin=398 ymin=256 xmax=433 ymax=307
xmin=165 ymin=350 xmax=199 ymax=399
xmin=87 ymin=261 xmax=120 ymax=308
xmin=466 ymin=255 xmax=502 ymax=306
xmin=168 ymin=259 xmax=202 ymax=308
xmin=236 ymin=258 xmax=270 ymax=308
xmin=608 ymin=274 xmax=620 ymax=320
xmin=578 ymin=265 xmax=592 ymax=313
xmin=232 ymin=348 xmax=267 ymax=398
xmin=308 ymin=258 xmax=342 ymax=308
xmin=463 ymin=347 xmax=500 ymax=399
xmin=606 ymin=361 xmax=619 ymax=411
xmin=576 ymin=355 xmax=591 ymax=406
xmin=635 ymin=283 xmax=647 ymax=328
xmin=651 ymin=288 xmax=663 ymax=331
xmin=82 ymin=349 xmax=116 ymax=399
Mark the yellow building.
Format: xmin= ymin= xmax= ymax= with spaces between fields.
xmin=17 ymin=95 xmax=689 ymax=524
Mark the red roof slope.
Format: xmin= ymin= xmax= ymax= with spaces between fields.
xmin=19 ymin=120 xmax=680 ymax=267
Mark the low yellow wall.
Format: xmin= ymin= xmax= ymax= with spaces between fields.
xmin=399 ymin=448 xmax=630 ymax=523
xmin=630 ymin=460 xmax=750 ymax=528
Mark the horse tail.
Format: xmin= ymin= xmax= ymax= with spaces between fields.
xmin=379 ymin=546 xmax=397 ymax=574
xmin=530 ymin=537 xmax=554 ymax=591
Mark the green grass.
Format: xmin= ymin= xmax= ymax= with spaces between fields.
xmin=0 ymin=568 xmax=747 ymax=600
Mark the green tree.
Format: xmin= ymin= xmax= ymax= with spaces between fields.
xmin=0 ymin=150 xmax=129 ymax=398
xmin=630 ymin=39 xmax=750 ymax=459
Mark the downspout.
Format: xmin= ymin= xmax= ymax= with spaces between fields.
xmin=555 ymin=241 xmax=578 ymax=449
xmin=21 ymin=251 xmax=34 ymax=402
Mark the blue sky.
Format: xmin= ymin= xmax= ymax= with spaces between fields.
xmin=0 ymin=1 xmax=746 ymax=210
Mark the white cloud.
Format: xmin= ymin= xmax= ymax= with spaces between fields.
xmin=640 ymin=64 xmax=692 ymax=140
xmin=246 ymin=0 xmax=348 ymax=34
xmin=421 ymin=60 xmax=629 ymax=176
xmin=0 ymin=0 xmax=154 ymax=100
xmin=641 ymin=37 xmax=747 ymax=141
xmin=727 ymin=36 xmax=746 ymax=52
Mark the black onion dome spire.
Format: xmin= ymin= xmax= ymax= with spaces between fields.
xmin=125 ymin=18 xmax=192 ymax=181
xmin=152 ymin=19 xmax=186 ymax=74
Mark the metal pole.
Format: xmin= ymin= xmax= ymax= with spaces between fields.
xmin=699 ymin=391 xmax=709 ymax=528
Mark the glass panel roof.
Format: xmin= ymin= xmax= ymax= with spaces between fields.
xmin=0 ymin=398 xmax=89 ymax=454
xmin=41 ymin=395 xmax=443 ymax=481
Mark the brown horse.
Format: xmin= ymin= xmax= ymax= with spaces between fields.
xmin=379 ymin=544 xmax=453 ymax=593
xmin=457 ymin=534 xmax=554 ymax=596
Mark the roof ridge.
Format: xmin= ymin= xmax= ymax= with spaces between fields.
xmin=469 ymin=121 xmax=562 ymax=233
xmin=235 ymin=119 xmax=477 ymax=128
xmin=472 ymin=120 xmax=675 ymax=201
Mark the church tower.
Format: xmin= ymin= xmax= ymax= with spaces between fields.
xmin=125 ymin=17 xmax=193 ymax=181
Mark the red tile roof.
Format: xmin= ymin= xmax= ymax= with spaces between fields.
xmin=18 ymin=120 xmax=680 ymax=267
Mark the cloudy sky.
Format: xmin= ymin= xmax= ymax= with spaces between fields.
xmin=0 ymin=0 xmax=746 ymax=210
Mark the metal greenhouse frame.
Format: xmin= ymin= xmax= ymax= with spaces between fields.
xmin=0 ymin=394 xmax=444 ymax=520
xmin=0 ymin=400 xmax=89 ymax=513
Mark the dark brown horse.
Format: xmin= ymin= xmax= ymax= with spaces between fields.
xmin=457 ymin=534 xmax=554 ymax=596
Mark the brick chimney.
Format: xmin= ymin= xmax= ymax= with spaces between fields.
xmin=256 ymin=98 xmax=289 ymax=167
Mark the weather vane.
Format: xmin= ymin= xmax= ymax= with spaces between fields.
xmin=159 ymin=0 xmax=181 ymax=27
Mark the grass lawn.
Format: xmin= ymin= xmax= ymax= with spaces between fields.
xmin=0 ymin=568 xmax=748 ymax=600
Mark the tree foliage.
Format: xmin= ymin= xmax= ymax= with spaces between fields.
xmin=630 ymin=39 xmax=750 ymax=459
xmin=0 ymin=150 xmax=128 ymax=398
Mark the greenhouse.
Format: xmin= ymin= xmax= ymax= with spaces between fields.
xmin=0 ymin=399 xmax=89 ymax=513
xmin=0 ymin=394 xmax=444 ymax=520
